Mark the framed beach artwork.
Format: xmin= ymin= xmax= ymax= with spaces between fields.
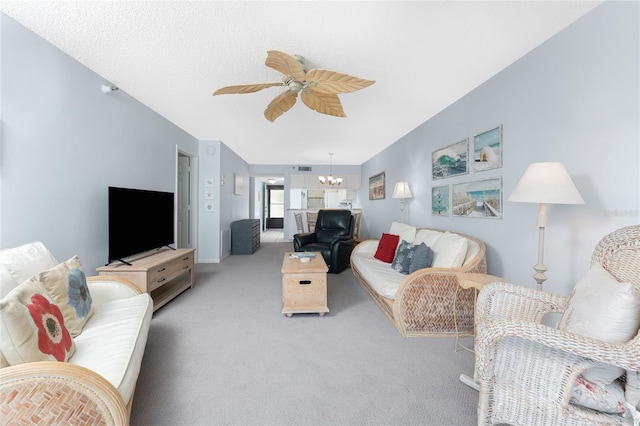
xmin=431 ymin=185 xmax=449 ymax=216
xmin=473 ymin=125 xmax=503 ymax=172
xmin=432 ymin=138 xmax=468 ymax=180
xmin=452 ymin=177 xmax=502 ymax=219
xmin=369 ymin=172 xmax=385 ymax=200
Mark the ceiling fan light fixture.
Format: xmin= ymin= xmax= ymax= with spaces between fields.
xmin=213 ymin=50 xmax=375 ymax=122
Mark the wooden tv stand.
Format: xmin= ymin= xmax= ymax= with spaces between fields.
xmin=97 ymin=248 xmax=195 ymax=311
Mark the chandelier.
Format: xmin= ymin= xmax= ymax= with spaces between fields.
xmin=318 ymin=153 xmax=343 ymax=186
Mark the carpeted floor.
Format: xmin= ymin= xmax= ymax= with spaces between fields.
xmin=130 ymin=242 xmax=479 ymax=425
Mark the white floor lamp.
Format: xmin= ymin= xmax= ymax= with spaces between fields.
xmin=508 ymin=162 xmax=584 ymax=291
xmin=392 ymin=182 xmax=413 ymax=223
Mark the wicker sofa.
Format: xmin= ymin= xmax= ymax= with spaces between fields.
xmin=350 ymin=224 xmax=487 ymax=337
xmin=0 ymin=241 xmax=153 ymax=425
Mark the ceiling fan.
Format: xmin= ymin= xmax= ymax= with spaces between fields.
xmin=213 ymin=50 xmax=375 ymax=122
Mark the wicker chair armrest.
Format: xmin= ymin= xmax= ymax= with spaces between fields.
xmin=476 ymin=319 xmax=640 ymax=379
xmin=476 ymin=282 xmax=568 ymax=324
xmin=0 ymin=361 xmax=128 ymax=425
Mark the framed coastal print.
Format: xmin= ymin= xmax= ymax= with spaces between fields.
xmin=432 ymin=138 xmax=469 ymax=180
xmin=452 ymin=177 xmax=502 ymax=219
xmin=431 ymin=185 xmax=449 ymax=216
xmin=369 ymin=172 xmax=385 ymax=200
xmin=473 ymin=125 xmax=503 ymax=172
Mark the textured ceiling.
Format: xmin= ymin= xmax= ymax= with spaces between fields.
xmin=1 ymin=1 xmax=601 ymax=166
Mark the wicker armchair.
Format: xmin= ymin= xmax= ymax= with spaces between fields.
xmin=475 ymin=225 xmax=640 ymax=425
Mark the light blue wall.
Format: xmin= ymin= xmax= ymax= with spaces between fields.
xmin=1 ymin=14 xmax=198 ymax=272
xmin=196 ymin=140 xmax=251 ymax=262
xmin=197 ymin=140 xmax=222 ymax=263
xmin=360 ymin=1 xmax=639 ymax=295
xmin=219 ymin=142 xmax=250 ymax=258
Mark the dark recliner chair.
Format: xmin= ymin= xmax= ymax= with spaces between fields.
xmin=293 ymin=209 xmax=355 ymax=273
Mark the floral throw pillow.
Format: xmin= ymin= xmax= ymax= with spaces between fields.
xmin=570 ymin=375 xmax=626 ymax=414
xmin=0 ymin=278 xmax=76 ymax=365
xmin=39 ymin=256 xmax=94 ymax=336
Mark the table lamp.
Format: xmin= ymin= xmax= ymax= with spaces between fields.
xmin=392 ymin=182 xmax=413 ymax=223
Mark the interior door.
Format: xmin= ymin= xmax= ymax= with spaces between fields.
xmin=177 ymin=154 xmax=191 ymax=248
xmin=266 ymin=185 xmax=284 ymax=229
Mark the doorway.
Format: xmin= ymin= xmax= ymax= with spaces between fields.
xmin=177 ymin=150 xmax=196 ymax=249
xmin=266 ymin=185 xmax=284 ymax=229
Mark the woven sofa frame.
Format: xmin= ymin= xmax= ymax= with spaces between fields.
xmin=0 ymin=276 xmax=142 ymax=425
xmin=351 ymin=228 xmax=487 ymax=337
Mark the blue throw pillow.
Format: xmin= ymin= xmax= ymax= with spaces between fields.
xmin=409 ymin=243 xmax=433 ymax=274
xmin=391 ymin=240 xmax=416 ymax=274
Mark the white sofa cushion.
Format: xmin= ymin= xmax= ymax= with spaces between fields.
xmin=352 ymin=248 xmax=405 ymax=299
xmin=463 ymin=239 xmax=481 ymax=266
xmin=389 ymin=222 xmax=416 ymax=244
xmin=414 ymin=229 xmax=443 ymax=247
xmin=431 ymin=232 xmax=468 ymax=268
xmin=0 ymin=241 xmax=59 ymax=298
xmin=355 ymin=239 xmax=379 ymax=256
xmin=413 ymin=229 xmax=479 ymax=266
xmin=70 ymin=293 xmax=153 ymax=404
xmin=0 ymin=268 xmax=15 ymax=300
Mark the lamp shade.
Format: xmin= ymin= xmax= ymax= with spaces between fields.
xmin=508 ymin=162 xmax=584 ymax=205
xmin=392 ymin=182 xmax=413 ymax=199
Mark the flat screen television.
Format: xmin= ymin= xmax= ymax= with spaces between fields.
xmin=108 ymin=186 xmax=175 ymax=265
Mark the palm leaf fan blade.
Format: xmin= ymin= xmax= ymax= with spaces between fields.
xmin=264 ymin=91 xmax=298 ymax=122
xmin=213 ymin=82 xmax=284 ymax=95
xmin=265 ymin=50 xmax=306 ymax=81
xmin=301 ymin=91 xmax=346 ymax=118
xmin=305 ymin=69 xmax=375 ymax=95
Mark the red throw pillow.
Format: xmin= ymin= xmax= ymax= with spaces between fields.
xmin=374 ymin=233 xmax=400 ymax=263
